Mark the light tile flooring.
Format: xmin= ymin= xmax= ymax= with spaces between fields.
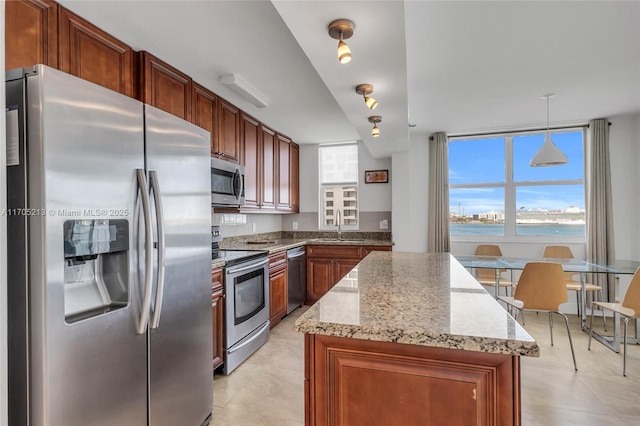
xmin=212 ymin=307 xmax=640 ymax=426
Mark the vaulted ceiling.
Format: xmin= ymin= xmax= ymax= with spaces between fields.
xmin=58 ymin=1 xmax=640 ymax=158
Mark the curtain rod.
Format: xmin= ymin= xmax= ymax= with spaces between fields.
xmin=444 ymin=121 xmax=611 ymax=140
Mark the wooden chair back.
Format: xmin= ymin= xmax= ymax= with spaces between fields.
xmin=474 ymin=245 xmax=504 ymax=280
xmin=622 ymin=268 xmax=640 ymax=314
xmin=543 ymin=245 xmax=574 ymax=259
xmin=513 ymin=262 xmax=568 ymax=311
xmin=543 ymin=245 xmax=576 ymax=283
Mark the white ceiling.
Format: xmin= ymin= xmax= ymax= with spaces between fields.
xmin=57 ymin=1 xmax=640 ymax=159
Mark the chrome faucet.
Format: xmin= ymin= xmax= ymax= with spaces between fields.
xmin=336 ymin=209 xmax=342 ymax=240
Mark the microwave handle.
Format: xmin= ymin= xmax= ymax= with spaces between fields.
xmin=234 ymin=168 xmax=244 ymax=201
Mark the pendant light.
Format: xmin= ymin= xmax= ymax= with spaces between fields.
xmin=368 ymin=116 xmax=382 ymax=137
xmin=355 ymin=84 xmax=378 ymax=110
xmin=530 ymin=94 xmax=568 ymax=167
xmin=327 ymin=19 xmax=355 ymax=64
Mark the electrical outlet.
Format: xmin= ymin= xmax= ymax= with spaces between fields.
xmin=292 ymin=221 xmax=298 ymax=230
xmin=252 ymin=223 xmax=257 ymax=232
xmin=379 ymin=219 xmax=388 ymax=230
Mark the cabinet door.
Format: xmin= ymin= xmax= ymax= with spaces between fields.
xmin=58 ymin=7 xmax=134 ymax=97
xmin=290 ymin=142 xmax=300 ymax=213
xmin=212 ymin=268 xmax=224 ymax=370
xmin=260 ymin=125 xmax=277 ymax=210
xmin=269 ymin=267 xmax=288 ymax=329
xmin=138 ymin=51 xmax=192 ymax=121
xmin=217 ymin=98 xmax=241 ymax=163
xmin=276 ymin=133 xmax=291 ymax=211
xmin=334 ymin=259 xmax=360 ymax=283
xmin=5 ymin=0 xmax=58 ymax=70
xmin=240 ymin=112 xmax=261 ymax=209
xmin=192 ymin=83 xmax=219 ymax=157
xmin=306 ymin=257 xmax=333 ymax=304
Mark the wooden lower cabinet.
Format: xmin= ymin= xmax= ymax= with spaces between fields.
xmin=211 ymin=268 xmax=224 ymax=370
xmin=305 ymin=334 xmax=521 ymax=426
xmin=305 ymin=245 xmax=391 ymax=304
xmin=269 ymin=252 xmax=288 ymax=329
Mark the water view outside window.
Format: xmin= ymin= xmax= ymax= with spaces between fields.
xmin=449 ymin=129 xmax=585 ymax=238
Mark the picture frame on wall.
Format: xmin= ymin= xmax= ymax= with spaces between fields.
xmin=364 ymin=170 xmax=389 ymax=184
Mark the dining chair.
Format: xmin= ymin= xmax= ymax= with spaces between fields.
xmin=474 ymin=245 xmax=513 ymax=296
xmin=543 ymin=245 xmax=604 ymax=326
xmin=588 ymin=268 xmax=640 ymax=376
xmin=498 ymin=262 xmax=578 ymax=371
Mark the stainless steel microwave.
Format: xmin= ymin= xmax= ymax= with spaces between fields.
xmin=211 ymin=156 xmax=245 ymax=207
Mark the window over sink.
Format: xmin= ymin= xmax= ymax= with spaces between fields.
xmin=319 ymin=143 xmax=359 ymax=230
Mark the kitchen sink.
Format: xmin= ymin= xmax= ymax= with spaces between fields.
xmin=246 ymin=240 xmax=279 ymax=244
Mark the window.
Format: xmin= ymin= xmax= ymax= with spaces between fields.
xmin=448 ymin=128 xmax=585 ymax=239
xmin=319 ymin=143 xmax=359 ymax=230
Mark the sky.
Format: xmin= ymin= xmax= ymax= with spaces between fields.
xmin=448 ymin=130 xmax=585 ymax=215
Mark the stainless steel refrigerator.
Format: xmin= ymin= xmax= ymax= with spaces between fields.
xmin=6 ymin=65 xmax=213 ymax=426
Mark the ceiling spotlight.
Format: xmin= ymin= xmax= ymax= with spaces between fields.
xmin=356 ymin=84 xmax=378 ymax=110
xmin=327 ymin=19 xmax=355 ymax=64
xmin=530 ymin=94 xmax=568 ymax=167
xmin=368 ymin=116 xmax=382 ymax=137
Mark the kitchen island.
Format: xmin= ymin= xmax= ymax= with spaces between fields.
xmin=295 ymin=252 xmax=539 ymax=426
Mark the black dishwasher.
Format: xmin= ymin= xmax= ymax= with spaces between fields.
xmin=286 ymin=246 xmax=306 ymax=314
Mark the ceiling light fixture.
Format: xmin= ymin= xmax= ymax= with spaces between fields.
xmin=220 ymin=74 xmax=270 ymax=108
xmin=368 ymin=116 xmax=382 ymax=137
xmin=355 ymin=84 xmax=378 ymax=110
xmin=530 ymin=94 xmax=568 ymax=167
xmin=327 ymin=19 xmax=355 ymax=64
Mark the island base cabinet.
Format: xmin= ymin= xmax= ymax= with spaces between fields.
xmin=304 ymin=334 xmax=521 ymax=426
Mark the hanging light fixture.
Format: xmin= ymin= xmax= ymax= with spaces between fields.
xmin=327 ymin=19 xmax=355 ymax=64
xmin=355 ymin=84 xmax=378 ymax=110
xmin=368 ymin=116 xmax=382 ymax=137
xmin=530 ymin=94 xmax=568 ymax=167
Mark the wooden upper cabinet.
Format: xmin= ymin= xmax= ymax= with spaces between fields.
xmin=276 ymin=133 xmax=291 ymax=211
xmin=58 ymin=6 xmax=134 ymax=97
xmin=138 ymin=51 xmax=192 ymax=121
xmin=290 ymin=142 xmax=300 ymax=213
xmin=217 ymin=98 xmax=241 ymax=163
xmin=5 ymin=0 xmax=58 ymax=70
xmin=240 ymin=112 xmax=261 ymax=209
xmin=260 ymin=124 xmax=277 ymax=210
xmin=192 ymin=83 xmax=219 ymax=157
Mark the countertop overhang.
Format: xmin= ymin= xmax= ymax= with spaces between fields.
xmin=295 ymin=251 xmax=539 ymax=357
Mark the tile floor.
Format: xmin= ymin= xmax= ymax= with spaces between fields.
xmin=212 ymin=307 xmax=640 ymax=426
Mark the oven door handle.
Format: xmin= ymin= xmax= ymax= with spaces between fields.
xmin=227 ymin=321 xmax=270 ymax=355
xmin=226 ymin=257 xmax=269 ymax=275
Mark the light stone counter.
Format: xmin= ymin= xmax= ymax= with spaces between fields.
xmin=295 ymin=251 xmax=539 ymax=357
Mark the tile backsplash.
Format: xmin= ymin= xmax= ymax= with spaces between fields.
xmin=213 ymin=211 xmax=392 ymax=238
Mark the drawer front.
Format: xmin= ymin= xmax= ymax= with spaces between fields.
xmin=269 ymin=252 xmax=288 ymax=270
xmin=306 ymin=245 xmax=361 ymax=259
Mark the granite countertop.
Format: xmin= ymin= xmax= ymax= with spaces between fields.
xmin=295 ymin=251 xmax=539 ymax=357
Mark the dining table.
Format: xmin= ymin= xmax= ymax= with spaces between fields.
xmin=455 ymin=254 xmax=640 ymax=353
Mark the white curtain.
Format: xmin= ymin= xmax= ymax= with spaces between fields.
xmin=586 ymin=118 xmax=615 ymax=301
xmin=427 ymin=132 xmax=450 ymax=252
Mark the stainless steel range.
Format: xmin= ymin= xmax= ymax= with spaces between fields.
xmin=212 ymin=227 xmax=270 ymax=374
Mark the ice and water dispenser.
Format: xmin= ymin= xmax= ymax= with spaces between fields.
xmin=63 ymin=219 xmax=129 ymax=323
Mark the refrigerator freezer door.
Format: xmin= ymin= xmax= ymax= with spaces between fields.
xmin=23 ymin=66 xmax=147 ymax=425
xmin=144 ymin=105 xmax=213 ymax=425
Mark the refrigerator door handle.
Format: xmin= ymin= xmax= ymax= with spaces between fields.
xmin=149 ymin=170 xmax=166 ymax=329
xmin=136 ymin=169 xmax=154 ymax=335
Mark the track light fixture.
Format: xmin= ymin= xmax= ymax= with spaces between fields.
xmin=355 ymin=84 xmax=378 ymax=110
xmin=327 ymin=19 xmax=355 ymax=64
xmin=368 ymin=116 xmax=382 ymax=137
